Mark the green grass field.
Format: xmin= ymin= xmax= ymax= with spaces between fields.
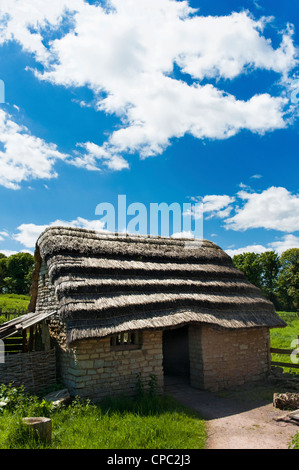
xmin=270 ymin=311 xmax=299 ymax=374
xmin=0 ymin=386 xmax=207 ymax=449
xmin=0 ymin=294 xmax=30 ymax=324
xmin=0 ymin=294 xmax=30 ymax=311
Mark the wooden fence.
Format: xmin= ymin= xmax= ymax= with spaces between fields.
xmin=270 ymin=335 xmax=299 ymax=370
xmin=0 ymin=309 xmax=29 ymax=355
xmin=0 ymin=349 xmax=56 ymax=394
xmin=3 ymin=335 xmax=23 ymax=355
xmin=0 ymin=308 xmax=28 ymax=321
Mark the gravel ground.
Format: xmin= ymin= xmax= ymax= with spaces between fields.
xmin=164 ymin=377 xmax=299 ymax=449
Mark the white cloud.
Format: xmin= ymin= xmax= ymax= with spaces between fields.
xmin=0 ymin=0 xmax=297 ymax=172
xmin=225 ymin=234 xmax=299 ymax=257
xmin=0 ymin=249 xmax=18 ymax=257
xmin=0 ymin=0 xmax=82 ymax=63
xmin=0 ymin=249 xmax=33 ymax=257
xmin=202 ymin=195 xmax=235 ymax=219
xmin=13 ymin=223 xmax=49 ymax=248
xmin=13 ymin=217 xmax=107 ymax=248
xmin=269 ymin=234 xmax=299 ymax=254
xmin=0 ymin=109 xmax=69 ymax=189
xmin=171 ymin=230 xmax=194 ymax=239
xmin=238 ymin=182 xmax=253 ymax=190
xmin=0 ymin=231 xmax=9 ymax=242
xmin=74 ymin=142 xmax=129 ymax=171
xmin=225 ymin=244 xmax=270 ymax=257
xmin=224 ymin=186 xmax=299 ymax=232
xmin=184 ymin=194 xmax=235 ymax=220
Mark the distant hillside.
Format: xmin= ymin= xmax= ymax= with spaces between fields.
xmin=0 ymin=293 xmax=30 ymax=312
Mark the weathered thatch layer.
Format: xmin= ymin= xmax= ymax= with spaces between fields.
xmin=37 ymin=226 xmax=231 ymax=264
xmin=55 ymin=275 xmax=261 ymax=297
xmin=66 ymin=307 xmax=282 ymax=344
xmin=33 ymin=226 xmax=286 ymax=342
xmin=47 ymin=254 xmax=244 ymax=277
xmin=59 ymin=292 xmax=273 ymax=316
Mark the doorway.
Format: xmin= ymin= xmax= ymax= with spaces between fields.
xmin=162 ymin=326 xmax=190 ymax=382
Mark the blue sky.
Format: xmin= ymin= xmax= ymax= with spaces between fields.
xmin=0 ymin=0 xmax=298 ymax=257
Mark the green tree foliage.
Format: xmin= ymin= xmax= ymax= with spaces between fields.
xmin=276 ymin=248 xmax=299 ymax=312
xmin=0 ymin=255 xmax=8 ymax=290
xmin=0 ymin=252 xmax=34 ymax=295
xmin=259 ymin=251 xmax=280 ymax=303
xmin=232 ymin=249 xmax=298 ymax=311
xmin=231 ymin=252 xmax=263 ymax=289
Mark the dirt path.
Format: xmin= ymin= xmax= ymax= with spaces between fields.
xmin=164 ymin=378 xmax=298 ymax=449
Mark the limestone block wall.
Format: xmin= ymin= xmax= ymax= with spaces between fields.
xmin=35 ymin=262 xmax=59 ymax=316
xmin=189 ymin=326 xmax=204 ymax=389
xmin=35 ymin=262 xmax=67 ymax=348
xmin=189 ymin=324 xmax=270 ymax=391
xmin=57 ymin=330 xmax=164 ymax=401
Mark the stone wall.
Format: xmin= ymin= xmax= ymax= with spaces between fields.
xmin=57 ymin=330 xmax=164 ymax=401
xmin=35 ymin=261 xmax=59 ymax=316
xmin=189 ymin=324 xmax=270 ymax=391
xmin=35 ymin=262 xmax=67 ymax=349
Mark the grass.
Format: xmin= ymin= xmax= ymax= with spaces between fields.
xmin=0 ymin=293 xmax=30 ymax=325
xmin=270 ymin=311 xmax=299 ymax=375
xmin=292 ymin=433 xmax=299 ymax=450
xmin=0 ymin=385 xmax=207 ymax=449
xmin=0 ymin=293 xmax=30 ymax=311
xmin=271 ymin=312 xmax=299 ymax=450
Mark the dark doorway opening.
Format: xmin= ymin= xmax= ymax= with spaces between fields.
xmin=162 ymin=326 xmax=190 ymax=382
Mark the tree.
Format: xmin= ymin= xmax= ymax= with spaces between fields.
xmin=232 ymin=248 xmax=299 ymax=311
xmin=259 ymin=251 xmax=280 ymax=304
xmin=276 ymin=248 xmax=299 ymax=312
xmin=232 ymin=252 xmax=263 ymax=289
xmin=4 ymin=252 xmax=34 ymax=295
xmin=0 ymin=255 xmax=8 ymax=292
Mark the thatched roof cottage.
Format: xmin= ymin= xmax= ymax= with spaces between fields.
xmin=29 ymin=226 xmax=285 ymax=399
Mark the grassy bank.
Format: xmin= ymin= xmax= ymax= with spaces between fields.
xmin=270 ymin=311 xmax=299 ymax=374
xmin=0 ymin=294 xmax=30 ymax=324
xmin=0 ymin=385 xmax=206 ymax=449
xmin=0 ymin=294 xmax=30 ymax=311
xmin=270 ymin=312 xmax=298 ymax=449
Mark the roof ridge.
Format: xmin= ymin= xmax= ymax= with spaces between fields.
xmin=36 ymin=225 xmax=221 ymax=248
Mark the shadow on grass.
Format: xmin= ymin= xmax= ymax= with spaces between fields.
xmin=98 ymin=392 xmax=202 ymax=418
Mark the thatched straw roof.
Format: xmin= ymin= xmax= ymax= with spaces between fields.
xmin=30 ymin=226 xmax=285 ymax=344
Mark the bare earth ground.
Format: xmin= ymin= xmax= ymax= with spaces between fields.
xmin=164 ymin=377 xmax=299 ymax=449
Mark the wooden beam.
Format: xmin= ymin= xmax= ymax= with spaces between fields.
xmin=270 ymin=347 xmax=294 ymax=355
xmin=271 ymin=361 xmax=299 ymax=369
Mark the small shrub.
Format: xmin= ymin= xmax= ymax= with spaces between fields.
xmin=135 ymin=372 xmax=145 ymax=398
xmin=135 ymin=373 xmax=158 ymax=399
xmin=0 ymin=384 xmax=53 ymax=417
xmin=148 ymin=374 xmax=158 ymax=397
